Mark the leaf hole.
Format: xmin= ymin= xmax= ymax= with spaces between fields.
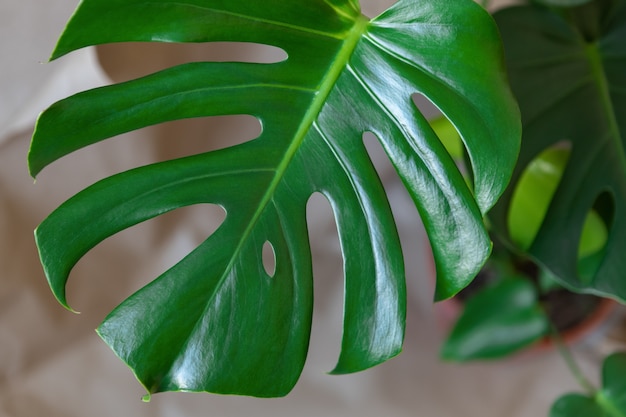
xmin=411 ymin=93 xmax=469 ymax=176
xmin=97 ymin=42 xmax=287 ymax=83
xmin=360 ymin=0 xmax=396 ymax=17
xmin=362 ymin=131 xmax=395 ymax=183
xmin=68 ymin=203 xmax=227 ymax=313
xmin=144 ymin=114 xmax=262 ymax=160
xmin=361 ymin=133 xmax=431 ymax=309
xmin=262 ymin=240 xmax=276 ymax=278
xmin=412 ymin=93 xmax=442 ymax=120
xmin=305 ymin=192 xmax=345 ymax=370
xmin=54 ymin=114 xmax=263 ymax=182
xmin=507 ymin=142 xmax=572 ymax=251
xmin=577 ymin=191 xmax=613 ymax=282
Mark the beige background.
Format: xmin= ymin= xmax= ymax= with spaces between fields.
xmin=1 ymin=0 xmax=622 ymax=416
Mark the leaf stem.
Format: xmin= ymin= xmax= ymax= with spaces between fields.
xmin=550 ymin=324 xmax=597 ymax=396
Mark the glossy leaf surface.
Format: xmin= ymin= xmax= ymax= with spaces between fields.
xmin=492 ymin=0 xmax=626 ymax=300
xmin=551 ymin=352 xmax=626 ymax=417
xmin=441 ymin=277 xmax=549 ymax=361
xmin=30 ymin=0 xmax=520 ymax=397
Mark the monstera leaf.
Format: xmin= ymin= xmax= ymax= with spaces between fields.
xmin=491 ymin=0 xmax=626 ymax=300
xmin=30 ymin=0 xmax=520 ymax=397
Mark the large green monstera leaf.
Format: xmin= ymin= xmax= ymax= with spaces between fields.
xmin=30 ymin=0 xmax=520 ymax=397
xmin=491 ymin=0 xmax=626 ymax=300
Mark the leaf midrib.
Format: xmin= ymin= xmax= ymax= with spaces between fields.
xmin=164 ymin=15 xmax=371 ymax=381
xmin=221 ymin=15 xmax=369 ymax=284
xmin=585 ymin=42 xmax=624 ymax=157
xmin=146 ymin=1 xmax=348 ymax=40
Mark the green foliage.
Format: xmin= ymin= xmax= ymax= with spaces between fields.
xmin=551 ymin=352 xmax=626 ymax=417
xmin=441 ymin=276 xmax=549 ymax=361
xmin=507 ymin=146 xmax=608 ymax=258
xmin=429 ymin=115 xmax=464 ymax=161
xmin=491 ymin=0 xmax=626 ymax=299
xmin=533 ymin=0 xmax=594 ymax=7
xmin=29 ymin=0 xmax=520 ymax=397
xmin=551 ymin=394 xmax=612 ymax=417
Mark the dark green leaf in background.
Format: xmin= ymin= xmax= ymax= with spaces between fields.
xmin=441 ymin=277 xmax=549 ymax=361
xmin=491 ymin=0 xmax=626 ymax=300
xmin=30 ymin=0 xmax=520 ymax=397
xmin=533 ymin=0 xmax=594 ymax=8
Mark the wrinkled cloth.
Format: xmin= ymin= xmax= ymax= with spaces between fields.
xmin=0 ymin=0 xmax=620 ymax=416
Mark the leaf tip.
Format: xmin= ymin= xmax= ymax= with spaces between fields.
xmin=34 ymin=226 xmax=77 ymax=312
xmin=49 ymin=35 xmax=73 ymax=62
xmin=66 ymin=305 xmax=81 ymax=314
xmin=49 ymin=49 xmax=67 ymax=62
xmin=51 ymin=286 xmax=79 ymax=313
xmin=28 ymin=116 xmax=48 ymax=178
xmin=327 ymin=365 xmax=347 ymax=376
xmin=438 ymin=350 xmax=458 ymax=363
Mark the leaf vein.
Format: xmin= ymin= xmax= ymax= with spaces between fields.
xmin=147 ymin=1 xmax=345 ymax=40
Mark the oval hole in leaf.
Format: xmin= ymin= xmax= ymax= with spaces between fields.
xmin=262 ymin=241 xmax=276 ymax=278
xmin=97 ymin=42 xmax=287 ymax=83
xmin=507 ymin=142 xmax=572 ymax=251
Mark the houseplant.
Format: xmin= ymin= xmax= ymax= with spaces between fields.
xmin=27 ymin=0 xmax=626 ymax=414
xmin=29 ymin=0 xmax=521 ymax=398
xmin=440 ymin=0 xmax=626 ymax=415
